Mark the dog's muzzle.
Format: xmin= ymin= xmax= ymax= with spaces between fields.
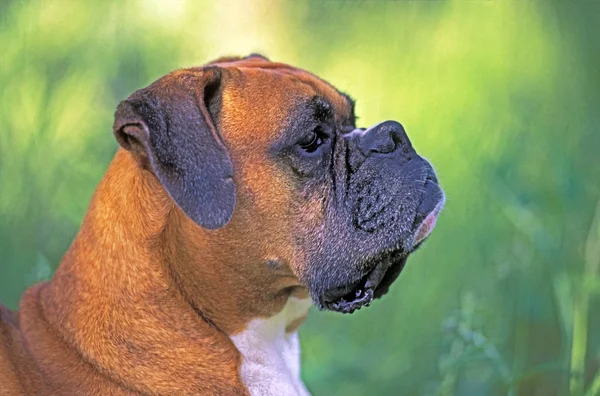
xmin=320 ymin=121 xmax=445 ymax=314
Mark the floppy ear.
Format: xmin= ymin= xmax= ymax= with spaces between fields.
xmin=113 ymin=67 xmax=235 ymax=230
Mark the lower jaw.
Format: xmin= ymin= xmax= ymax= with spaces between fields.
xmin=326 ymin=287 xmax=374 ymax=314
xmin=373 ymin=256 xmax=407 ymax=299
xmin=322 ymin=255 xmax=408 ymax=314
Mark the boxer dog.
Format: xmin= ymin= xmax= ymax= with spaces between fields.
xmin=0 ymin=55 xmax=444 ymax=395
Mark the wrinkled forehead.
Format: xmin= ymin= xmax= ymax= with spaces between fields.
xmin=216 ymin=60 xmax=354 ymax=147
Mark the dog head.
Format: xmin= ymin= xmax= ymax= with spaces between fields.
xmin=113 ymin=54 xmax=444 ymax=314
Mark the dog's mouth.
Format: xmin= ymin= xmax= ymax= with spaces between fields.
xmin=320 ymin=195 xmax=443 ymax=314
xmin=321 ymin=250 xmax=408 ymax=314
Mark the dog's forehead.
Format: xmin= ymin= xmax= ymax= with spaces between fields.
xmin=216 ymin=59 xmax=353 ymax=145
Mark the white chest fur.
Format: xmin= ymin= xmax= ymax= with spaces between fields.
xmin=231 ymin=297 xmax=312 ymax=396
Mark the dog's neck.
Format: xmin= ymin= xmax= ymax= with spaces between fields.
xmin=30 ymin=150 xmax=309 ymax=395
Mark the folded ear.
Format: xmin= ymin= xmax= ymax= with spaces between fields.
xmin=113 ymin=67 xmax=235 ymax=230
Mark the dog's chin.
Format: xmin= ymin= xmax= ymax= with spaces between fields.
xmin=321 ymin=250 xmax=408 ymax=314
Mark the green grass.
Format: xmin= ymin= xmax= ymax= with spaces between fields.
xmin=1 ymin=1 xmax=599 ymax=395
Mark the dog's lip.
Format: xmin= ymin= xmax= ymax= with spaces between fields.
xmin=413 ymin=199 xmax=444 ymax=246
xmin=320 ymin=178 xmax=444 ymax=314
xmin=322 ymin=253 xmax=406 ymax=314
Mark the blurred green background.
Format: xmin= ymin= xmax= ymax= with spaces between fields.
xmin=1 ymin=1 xmax=599 ymax=395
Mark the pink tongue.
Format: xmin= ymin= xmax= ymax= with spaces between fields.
xmin=414 ymin=210 xmax=439 ymax=245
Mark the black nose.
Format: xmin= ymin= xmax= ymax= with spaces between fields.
xmin=359 ymin=120 xmax=413 ymax=157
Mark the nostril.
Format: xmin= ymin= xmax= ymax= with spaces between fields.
xmin=390 ymin=129 xmax=404 ymax=148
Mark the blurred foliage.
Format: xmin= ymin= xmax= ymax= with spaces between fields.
xmin=1 ymin=1 xmax=599 ymax=395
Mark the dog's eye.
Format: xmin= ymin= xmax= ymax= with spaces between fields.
xmin=298 ymin=126 xmax=328 ymax=154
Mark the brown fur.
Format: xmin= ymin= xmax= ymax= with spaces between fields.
xmin=0 ymin=57 xmax=352 ymax=395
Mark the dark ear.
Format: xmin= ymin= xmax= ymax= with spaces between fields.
xmin=113 ymin=67 xmax=235 ymax=230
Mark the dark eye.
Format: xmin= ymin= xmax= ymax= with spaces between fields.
xmin=298 ymin=126 xmax=328 ymax=154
